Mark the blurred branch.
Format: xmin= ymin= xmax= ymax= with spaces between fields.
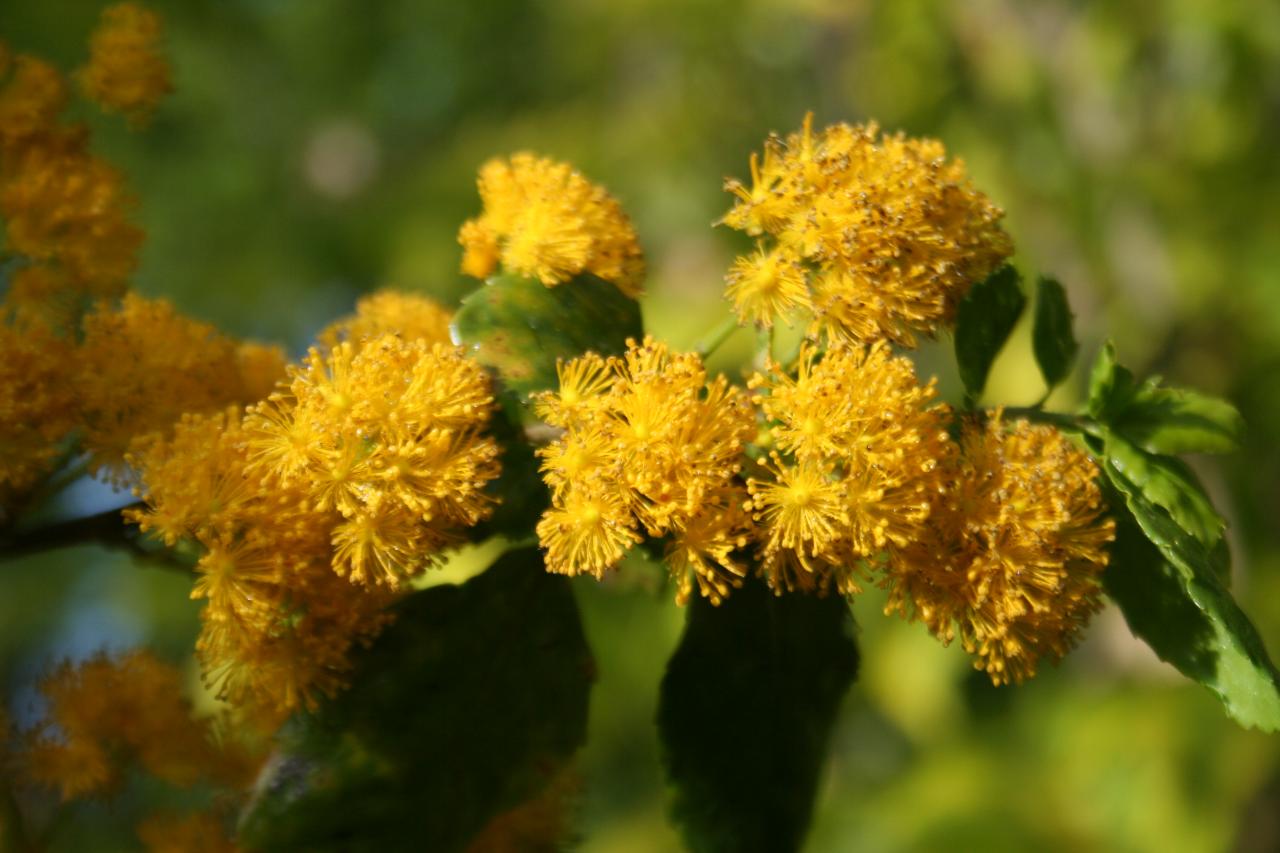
xmin=0 ymin=504 xmax=194 ymax=574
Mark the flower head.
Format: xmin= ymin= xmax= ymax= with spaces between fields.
xmin=747 ymin=341 xmax=949 ymax=594
xmin=883 ymin=416 xmax=1115 ymax=684
xmin=534 ymin=338 xmax=755 ymax=600
xmin=316 ymin=288 xmax=454 ymax=351
xmin=78 ymin=3 xmax=171 ymax=126
xmin=459 ymin=153 xmax=645 ymax=296
xmin=721 ymin=114 xmax=1013 ymax=344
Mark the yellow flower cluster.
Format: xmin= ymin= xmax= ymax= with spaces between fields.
xmin=0 ymin=315 xmax=79 ymax=497
xmin=0 ymin=5 xmax=169 ymax=309
xmin=534 ymin=337 xmax=755 ymax=604
xmin=78 ymin=3 xmax=172 ymax=126
xmin=884 ymin=417 xmax=1114 ymax=684
xmin=79 ymin=293 xmax=287 ymax=483
xmin=128 ymin=409 xmax=395 ymax=717
xmin=128 ymin=291 xmax=499 ymax=713
xmin=245 ymin=335 xmax=499 ymax=585
xmin=0 ymin=293 xmax=282 ymax=504
xmin=458 ymin=153 xmax=645 ymax=297
xmin=16 ymin=650 xmax=256 ymax=801
xmin=747 ymin=342 xmax=950 ymax=595
xmin=721 ymin=115 xmax=1013 ymax=346
xmin=316 ymin=288 xmax=454 ymax=350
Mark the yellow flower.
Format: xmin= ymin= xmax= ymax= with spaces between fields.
xmin=459 ymin=152 xmax=645 ymax=296
xmin=533 ymin=338 xmax=756 ymax=597
xmin=883 ymin=416 xmax=1115 ymax=684
xmin=721 ymin=114 xmax=1013 ymax=345
xmin=129 ymin=405 xmax=400 ymax=717
xmin=724 ymin=244 xmax=811 ymax=328
xmin=2 ymin=138 xmax=142 ymax=294
xmin=17 ymin=651 xmax=256 ymax=801
xmin=0 ymin=54 xmax=68 ymax=151
xmin=316 ymin=288 xmax=454 ymax=351
xmin=536 ymin=486 xmax=641 ymax=580
xmin=665 ymin=485 xmax=753 ymax=606
xmin=748 ymin=342 xmax=949 ymax=594
xmin=244 ymin=335 xmax=500 ymax=586
xmin=78 ymin=294 xmax=279 ymax=482
xmin=0 ymin=313 xmax=79 ymax=500
xmin=78 ymin=3 xmax=172 ymax=126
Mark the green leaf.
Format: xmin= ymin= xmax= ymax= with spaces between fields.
xmin=1086 ymin=341 xmax=1138 ymax=420
xmin=1103 ymin=496 xmax=1280 ymax=731
xmin=1104 ymin=432 xmax=1225 ymax=547
xmin=468 ymin=403 xmax=550 ymax=542
xmin=1114 ymin=382 xmax=1244 ymax=455
xmin=239 ymin=548 xmax=593 ymax=851
xmin=657 ymin=576 xmax=858 ymax=853
xmin=954 ymin=265 xmax=1026 ymax=399
xmin=453 ymin=272 xmax=643 ymax=400
xmin=1031 ymin=276 xmax=1078 ymax=389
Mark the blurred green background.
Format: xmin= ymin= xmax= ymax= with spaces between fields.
xmin=4 ymin=0 xmax=1280 ymax=849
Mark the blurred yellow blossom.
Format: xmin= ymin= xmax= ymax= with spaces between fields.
xmin=17 ymin=650 xmax=258 ymax=801
xmin=78 ymin=294 xmax=284 ymax=483
xmin=316 ymin=288 xmax=454 ymax=350
xmin=78 ymin=3 xmax=171 ymax=125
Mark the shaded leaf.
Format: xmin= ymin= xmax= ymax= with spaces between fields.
xmin=1031 ymin=276 xmax=1078 ymax=389
xmin=453 ymin=272 xmax=643 ymax=400
xmin=657 ymin=576 xmax=858 ymax=853
xmin=239 ymin=548 xmax=593 ymax=852
xmin=1114 ymin=382 xmax=1244 ymax=455
xmin=469 ymin=402 xmax=550 ymax=542
xmin=1103 ymin=494 xmax=1280 ymax=731
xmin=1104 ymin=432 xmax=1225 ymax=547
xmin=954 ymin=264 xmax=1025 ymax=399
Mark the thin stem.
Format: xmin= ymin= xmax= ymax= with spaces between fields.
xmin=695 ymin=315 xmax=742 ymax=358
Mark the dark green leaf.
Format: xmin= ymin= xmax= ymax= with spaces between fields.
xmin=452 ymin=272 xmax=643 ymax=400
xmin=1103 ymin=495 xmax=1280 ymax=731
xmin=1031 ymin=276 xmax=1078 ymax=389
xmin=1086 ymin=341 xmax=1138 ymax=420
xmin=239 ymin=548 xmax=593 ymax=852
xmin=1104 ymin=432 xmax=1225 ymax=546
xmin=657 ymin=576 xmax=858 ymax=853
xmin=1114 ymin=383 xmax=1244 ymax=455
xmin=468 ymin=402 xmax=550 ymax=542
xmin=954 ymin=265 xmax=1025 ymax=399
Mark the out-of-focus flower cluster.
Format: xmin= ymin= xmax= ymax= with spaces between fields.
xmin=0 ymin=5 xmax=283 ymax=504
xmin=4 ymin=650 xmax=256 ymax=851
xmin=458 ymin=152 xmax=645 ymax=297
xmin=721 ymin=114 xmax=1013 ymax=346
xmin=128 ymin=291 xmax=501 ymax=716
